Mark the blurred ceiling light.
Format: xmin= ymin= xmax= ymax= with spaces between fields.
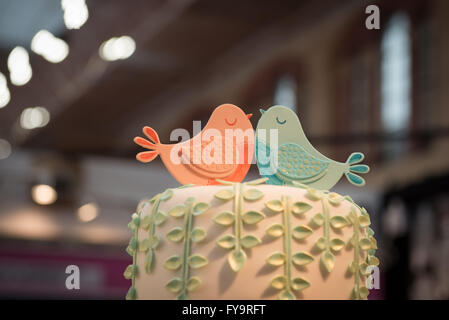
xmin=0 ymin=73 xmax=11 ymax=108
xmin=0 ymin=210 xmax=59 ymax=240
xmin=77 ymin=202 xmax=99 ymax=222
xmin=0 ymin=139 xmax=12 ymax=160
xmin=20 ymin=106 xmax=50 ymax=130
xmin=31 ymin=184 xmax=58 ymax=205
xmin=99 ymin=36 xmax=136 ymax=61
xmin=61 ymin=0 xmax=89 ymax=30
xmin=7 ymin=46 xmax=32 ymax=86
xmin=31 ymin=30 xmax=69 ymax=63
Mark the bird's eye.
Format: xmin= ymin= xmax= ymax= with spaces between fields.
xmin=276 ymin=117 xmax=286 ymax=125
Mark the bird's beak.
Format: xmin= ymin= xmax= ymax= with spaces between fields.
xmin=259 ymin=109 xmax=265 ymax=115
xmin=246 ymin=113 xmax=253 ymax=119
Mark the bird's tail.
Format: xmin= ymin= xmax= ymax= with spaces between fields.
xmin=134 ymin=126 xmax=160 ymax=163
xmin=344 ymin=152 xmax=370 ymax=186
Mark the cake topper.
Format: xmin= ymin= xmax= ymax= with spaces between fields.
xmin=255 ymin=105 xmax=369 ymax=189
xmin=134 ymin=104 xmax=254 ymax=185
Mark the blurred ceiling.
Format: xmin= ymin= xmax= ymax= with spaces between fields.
xmin=0 ymin=0 xmax=349 ymax=158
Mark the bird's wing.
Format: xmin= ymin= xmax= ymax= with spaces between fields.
xmin=273 ymin=143 xmax=329 ymax=182
xmin=180 ymin=138 xmax=238 ymax=178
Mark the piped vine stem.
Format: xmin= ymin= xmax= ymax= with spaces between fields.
xmin=282 ymin=195 xmax=293 ymax=294
xmin=233 ymin=183 xmax=242 ymax=254
xmin=352 ymin=206 xmax=361 ymax=298
xmin=179 ymin=197 xmax=194 ymax=299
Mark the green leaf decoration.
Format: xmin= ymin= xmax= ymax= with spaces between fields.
xmin=266 ymin=223 xmax=284 ymax=238
xmin=168 ymin=204 xmax=186 ymax=218
xmin=228 ymin=249 xmax=247 ymax=272
xmin=186 ymin=277 xmax=202 ymax=292
xmin=359 ymin=286 xmax=370 ymax=299
xmin=125 ymin=245 xmax=134 ymax=256
xmin=243 ymin=188 xmax=264 ymax=201
xmin=292 ymin=225 xmax=313 ymax=240
xmin=176 ymin=292 xmax=188 ymax=300
xmin=291 ymin=277 xmax=310 ymax=291
xmin=368 ymin=249 xmax=376 ymax=256
xmin=291 ymin=202 xmax=312 ymax=216
xmin=320 ymin=251 xmax=335 ymax=273
xmin=123 ymin=264 xmax=137 ymax=279
xmin=368 ymin=255 xmax=380 ymax=266
xmin=266 ymin=252 xmax=286 ymax=267
xmin=279 ymin=289 xmax=295 ymax=300
xmin=138 ymin=239 xmax=150 ymax=252
xmin=330 ymin=238 xmax=346 ymax=252
xmin=348 ymin=260 xmax=357 ymax=274
xmin=292 ymin=252 xmax=314 ymax=266
xmin=188 ymin=254 xmax=209 ymax=269
xmin=127 ymin=221 xmax=136 ymax=231
xmin=193 ymin=202 xmax=210 ymax=216
xmin=347 ymin=235 xmax=356 ymax=248
xmin=145 ymin=249 xmax=155 ymax=273
xmin=165 ymin=277 xmax=183 ymax=293
xmin=367 ymin=227 xmax=375 ymax=236
xmin=166 ymin=227 xmax=184 ymax=242
xmin=370 ymin=237 xmax=378 ymax=249
xmin=359 ymin=215 xmax=371 ymax=227
xmin=126 ymin=286 xmax=137 ymax=300
xmin=215 ymin=179 xmax=234 ymax=185
xmin=330 ymin=216 xmax=348 ymax=229
xmin=350 ymin=288 xmax=357 ymax=300
xmin=155 ymin=211 xmax=168 ymax=226
xmin=314 ymin=237 xmax=326 ymax=251
xmin=360 ymin=207 xmax=368 ymax=216
xmin=151 ymin=235 xmax=160 ymax=249
xmin=164 ymin=255 xmax=182 ymax=271
xmin=131 ymin=213 xmax=140 ymax=228
xmin=241 ymin=235 xmax=261 ymax=249
xmin=242 ymin=210 xmax=265 ymax=225
xmin=270 ymin=275 xmax=287 ymax=290
xmin=359 ymin=262 xmax=369 ymax=275
xmin=359 ymin=238 xmax=372 ymax=250
xmin=213 ymin=211 xmax=235 ymax=226
xmin=245 ymin=177 xmax=268 ymax=185
xmin=347 ymin=207 xmax=358 ymax=224
xmin=217 ymin=234 xmax=236 ymax=249
xmin=141 ymin=215 xmax=151 ymax=229
xmin=214 ymin=189 xmax=234 ymax=201
xmin=328 ymin=192 xmax=344 ymax=206
xmin=311 ymin=213 xmax=324 ymax=227
xmin=129 ymin=237 xmax=138 ymax=250
xmin=179 ymin=184 xmax=194 ymax=189
xmin=265 ymin=199 xmax=283 ymax=212
xmin=306 ymin=188 xmax=323 ymax=201
xmin=160 ymin=189 xmax=174 ymax=201
xmin=191 ymin=227 xmax=207 ymax=243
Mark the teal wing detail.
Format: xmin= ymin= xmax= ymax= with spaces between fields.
xmin=274 ymin=143 xmax=329 ymax=183
xmin=255 ymin=139 xmax=283 ymax=185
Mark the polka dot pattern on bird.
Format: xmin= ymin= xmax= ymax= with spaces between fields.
xmin=276 ymin=143 xmax=329 ymax=181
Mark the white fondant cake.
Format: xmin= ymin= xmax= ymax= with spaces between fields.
xmin=124 ymin=180 xmax=378 ymax=300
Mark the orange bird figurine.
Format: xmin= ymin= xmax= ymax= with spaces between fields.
xmin=134 ymin=104 xmax=254 ymax=185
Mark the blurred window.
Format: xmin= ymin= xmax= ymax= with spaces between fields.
xmin=381 ymin=13 xmax=411 ymax=158
xmin=274 ymin=74 xmax=297 ymax=113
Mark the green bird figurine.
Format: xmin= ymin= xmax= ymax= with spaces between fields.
xmin=255 ymin=105 xmax=370 ymax=190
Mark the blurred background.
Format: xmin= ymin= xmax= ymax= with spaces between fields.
xmin=0 ymin=0 xmax=448 ymax=299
